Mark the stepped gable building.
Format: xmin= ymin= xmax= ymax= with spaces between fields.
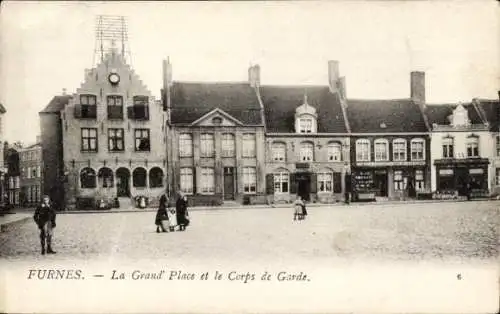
xmin=40 ymin=47 xmax=166 ymax=209
xmin=346 ymin=71 xmax=431 ymax=201
xmin=260 ymin=61 xmax=351 ymax=204
xmin=163 ymin=61 xmax=266 ymax=206
xmin=426 ymin=95 xmax=497 ymax=197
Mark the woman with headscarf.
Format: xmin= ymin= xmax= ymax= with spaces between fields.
xmin=155 ymin=194 xmax=169 ymax=233
xmin=175 ymin=193 xmax=190 ymax=231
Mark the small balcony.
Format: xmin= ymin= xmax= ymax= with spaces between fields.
xmin=127 ymin=105 xmax=149 ymax=121
xmin=74 ymin=104 xmax=97 ymax=119
xmin=107 ymin=106 xmax=124 ymax=120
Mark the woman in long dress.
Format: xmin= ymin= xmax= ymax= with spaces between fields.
xmin=155 ymin=194 xmax=169 ymax=233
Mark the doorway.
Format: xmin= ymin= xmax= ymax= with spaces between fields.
xmin=374 ymin=170 xmax=388 ymax=197
xmin=116 ymin=168 xmax=130 ymax=197
xmin=296 ymin=173 xmax=311 ymax=201
xmin=223 ymin=167 xmax=234 ymax=200
xmin=456 ymin=167 xmax=468 ymax=196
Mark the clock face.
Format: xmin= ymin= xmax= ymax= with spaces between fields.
xmin=108 ymin=73 xmax=120 ymax=85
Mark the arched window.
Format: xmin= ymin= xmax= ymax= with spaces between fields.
xmin=133 ymin=167 xmax=147 ymax=187
xmin=272 ymin=142 xmax=286 ymax=161
xmin=411 ymin=138 xmax=425 ymax=161
xmin=327 ymin=142 xmax=342 ymax=162
xmin=393 ymin=139 xmax=407 ymax=161
xmin=273 ymin=169 xmax=289 ymax=194
xmin=356 ymin=139 xmax=370 ymax=161
xmin=80 ymin=167 xmax=96 ymax=189
xmin=374 ymin=139 xmax=389 ymax=161
xmin=299 ymin=142 xmax=314 ymax=161
xmin=149 ymin=167 xmax=164 ymax=188
xmin=97 ymin=167 xmax=114 ymax=188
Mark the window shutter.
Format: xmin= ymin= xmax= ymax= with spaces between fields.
xmin=266 ymin=174 xmax=274 ymax=195
xmin=127 ymin=106 xmax=134 ymax=119
xmin=333 ymin=172 xmax=342 ymax=193
xmin=145 ymin=105 xmax=150 ymax=120
xmin=310 ymin=173 xmax=317 ymax=193
xmin=290 ymin=173 xmax=297 ymax=194
xmin=74 ymin=104 xmax=82 ymax=118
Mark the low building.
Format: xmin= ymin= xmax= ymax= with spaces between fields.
xmin=260 ymin=61 xmax=351 ymax=204
xmin=164 ymin=61 xmax=267 ymax=206
xmin=18 ymin=138 xmax=43 ymax=206
xmin=427 ymin=101 xmax=492 ymax=197
xmin=346 ymin=72 xmax=431 ymax=201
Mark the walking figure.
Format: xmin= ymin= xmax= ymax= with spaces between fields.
xmin=155 ymin=194 xmax=170 ymax=233
xmin=34 ymin=195 xmax=57 ymax=255
xmin=176 ymin=193 xmax=190 ymax=231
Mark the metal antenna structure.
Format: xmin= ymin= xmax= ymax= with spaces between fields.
xmin=93 ymin=15 xmax=132 ymax=66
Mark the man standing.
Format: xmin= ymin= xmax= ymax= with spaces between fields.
xmin=34 ymin=195 xmax=57 ymax=255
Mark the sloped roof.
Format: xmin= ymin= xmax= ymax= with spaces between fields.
xmin=476 ymin=99 xmax=500 ymax=131
xmin=260 ymin=86 xmax=348 ymax=133
xmin=169 ymin=82 xmax=263 ymax=125
xmin=0 ymin=103 xmax=6 ymax=113
xmin=346 ymin=99 xmax=428 ymax=133
xmin=40 ymin=95 xmax=72 ymax=114
xmin=425 ymin=103 xmax=485 ymax=126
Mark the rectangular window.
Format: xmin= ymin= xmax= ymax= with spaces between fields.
xmin=356 ymin=140 xmax=370 ymax=161
xmin=242 ymin=134 xmax=256 ymax=158
xmin=134 ymin=129 xmax=150 ymax=152
xmin=272 ymin=143 xmax=286 ymax=161
xmin=243 ymin=167 xmax=257 ymax=194
xmin=180 ymin=168 xmax=194 ymax=194
xmin=299 ymin=118 xmax=313 ymax=133
xmin=221 ymin=134 xmax=235 ymax=157
xmin=411 ymin=139 xmax=425 ymax=161
xmin=80 ymin=94 xmax=97 ymax=119
xmin=108 ymin=128 xmax=124 ymax=152
xmin=200 ymin=167 xmax=215 ymax=194
xmin=179 ymin=133 xmax=193 ymax=157
xmin=274 ymin=172 xmax=289 ymax=193
xmin=300 ymin=143 xmax=314 ymax=161
xmin=200 ymin=134 xmax=215 ymax=157
xmin=81 ymin=128 xmax=98 ymax=152
xmin=328 ymin=143 xmax=342 ymax=161
xmin=130 ymin=96 xmax=149 ymax=120
xmin=466 ymin=137 xmax=479 ymax=157
xmin=80 ymin=94 xmax=97 ymax=105
xmin=442 ymin=138 xmax=454 ymax=158
xmin=415 ymin=170 xmax=425 ymax=191
xmin=394 ymin=170 xmax=404 ymax=191
xmin=318 ymin=172 xmax=333 ymax=192
xmin=107 ymin=95 xmax=124 ymax=119
xmin=393 ymin=140 xmax=407 ymax=161
xmin=374 ymin=141 xmax=388 ymax=161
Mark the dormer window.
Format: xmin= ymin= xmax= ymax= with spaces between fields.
xmin=451 ymin=104 xmax=470 ymax=127
xmin=294 ymin=94 xmax=318 ymax=134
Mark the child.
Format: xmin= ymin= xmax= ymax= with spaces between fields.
xmin=293 ymin=195 xmax=305 ymax=221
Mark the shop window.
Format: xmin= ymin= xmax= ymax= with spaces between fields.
xmin=438 ymin=169 xmax=454 ymax=190
xmin=415 ymin=170 xmax=425 ymax=191
xmin=274 ymin=171 xmax=289 ymax=194
xmin=394 ymin=170 xmax=404 ymax=191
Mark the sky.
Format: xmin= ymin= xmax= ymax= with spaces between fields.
xmin=0 ymin=1 xmax=498 ymax=144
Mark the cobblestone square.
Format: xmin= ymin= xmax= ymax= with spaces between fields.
xmin=1 ymin=201 xmax=498 ymax=264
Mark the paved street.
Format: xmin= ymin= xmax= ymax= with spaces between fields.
xmin=0 ymin=201 xmax=498 ymax=263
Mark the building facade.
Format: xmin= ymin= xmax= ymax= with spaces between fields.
xmin=18 ymin=138 xmax=43 ymax=206
xmin=41 ymin=48 xmax=166 ymax=209
xmin=0 ymin=103 xmax=6 ymax=207
xmin=164 ymin=62 xmax=267 ymax=206
xmin=347 ymin=72 xmax=431 ymax=201
xmin=427 ymin=102 xmax=492 ymax=197
xmin=261 ymin=61 xmax=351 ymax=204
xmin=4 ymin=145 xmax=21 ymax=206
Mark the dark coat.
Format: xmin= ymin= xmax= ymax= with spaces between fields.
xmin=34 ymin=203 xmax=56 ymax=228
xmin=155 ymin=195 xmax=169 ymax=225
xmin=176 ymin=197 xmax=189 ymax=226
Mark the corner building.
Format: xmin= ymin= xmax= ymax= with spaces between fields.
xmin=41 ymin=49 xmax=166 ymax=209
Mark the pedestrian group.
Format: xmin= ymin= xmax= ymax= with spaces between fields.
xmin=155 ymin=192 xmax=190 ymax=233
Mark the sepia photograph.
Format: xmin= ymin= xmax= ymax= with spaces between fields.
xmin=0 ymin=1 xmax=498 ymax=313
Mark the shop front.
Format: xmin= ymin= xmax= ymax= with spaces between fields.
xmin=434 ymin=158 xmax=489 ymax=196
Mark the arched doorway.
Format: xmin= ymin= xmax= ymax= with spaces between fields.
xmin=116 ymin=168 xmax=131 ymax=197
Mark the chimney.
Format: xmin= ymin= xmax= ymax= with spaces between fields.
xmin=62 ymin=88 xmax=67 ymax=95
xmin=162 ymin=58 xmax=172 ymax=111
xmin=248 ymin=65 xmax=260 ymax=88
xmin=338 ymin=77 xmax=346 ymax=99
xmin=328 ymin=60 xmax=340 ymax=93
xmin=410 ymin=71 xmax=426 ymax=105
xmin=36 ymin=135 xmax=41 ymax=144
